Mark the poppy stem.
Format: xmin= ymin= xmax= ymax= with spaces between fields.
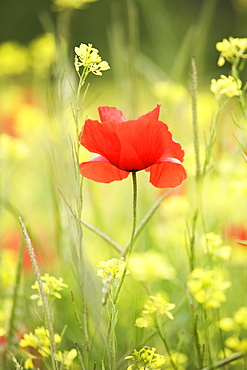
xmin=128 ymin=171 xmax=138 ymax=258
xmin=114 ymin=171 xmax=138 ymax=304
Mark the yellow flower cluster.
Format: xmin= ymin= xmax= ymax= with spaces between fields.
xmin=56 ymin=349 xmax=78 ymax=369
xmin=135 ymin=293 xmax=175 ymax=328
xmin=20 ymin=326 xmax=61 ymax=368
xmin=20 ymin=326 xmax=77 ymax=369
xmin=187 ymin=268 xmax=231 ymax=309
xmin=30 ymin=274 xmax=68 ymax=306
xmin=210 ymin=75 xmax=242 ymax=99
xmin=218 ymin=306 xmax=247 ymax=352
xmin=97 ymin=257 xmax=129 ymax=282
xmin=74 ymin=43 xmax=110 ymax=76
xmin=201 ymin=232 xmax=232 ymax=260
xmin=125 ymin=347 xmax=166 ymax=370
xmin=216 ymin=37 xmax=247 ymax=66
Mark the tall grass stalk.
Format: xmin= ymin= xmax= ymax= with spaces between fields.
xmin=18 ymin=217 xmax=58 ymax=370
xmin=189 ymin=56 xmax=204 ymax=369
xmin=69 ymin=69 xmax=90 ymax=368
xmin=154 ymin=316 xmax=177 ymax=370
xmin=7 ymin=240 xmax=24 ymax=350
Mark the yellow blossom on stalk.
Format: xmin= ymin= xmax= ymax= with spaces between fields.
xmin=74 ymin=43 xmax=110 ymax=76
xmin=225 ymin=336 xmax=247 ymax=352
xmin=216 ymin=36 xmax=247 ymax=66
xmin=187 ymin=268 xmax=231 ymax=309
xmin=52 ymin=0 xmax=98 ymax=10
xmin=218 ymin=306 xmax=247 ymax=331
xmin=135 ymin=293 xmax=175 ymax=328
xmin=30 ymin=274 xmax=68 ymax=306
xmin=210 ymin=75 xmax=242 ymax=99
xmin=234 ymin=306 xmax=247 ymax=328
xmin=97 ymin=257 xmax=129 ymax=282
xmin=23 ymin=354 xmax=37 ymax=369
xmin=125 ymin=347 xmax=166 ymax=370
xmin=20 ymin=326 xmax=61 ymax=358
xmin=217 ymin=317 xmax=235 ymax=332
xmin=218 ymin=306 xmax=247 ymax=352
xmin=201 ymin=232 xmax=232 ymax=260
xmin=56 ymin=349 xmax=77 ymax=369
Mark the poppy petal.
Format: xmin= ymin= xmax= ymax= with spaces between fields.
xmin=147 ymin=158 xmax=187 ymax=188
xmin=138 ymin=104 xmax=161 ymax=121
xmin=80 ymin=117 xmax=183 ymax=172
xmin=98 ymin=106 xmax=126 ymax=123
xmin=79 ymin=156 xmax=129 ymax=183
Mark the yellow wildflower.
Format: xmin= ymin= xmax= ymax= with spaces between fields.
xmin=187 ymin=268 xmax=231 ymax=309
xmin=30 ymin=274 xmax=68 ymax=306
xmin=74 ymin=43 xmax=110 ymax=76
xmin=234 ymin=306 xmax=247 ymax=328
xmin=216 ymin=36 xmax=247 ymax=66
xmin=56 ymin=349 xmax=77 ymax=369
xmin=210 ymin=75 xmax=242 ymax=99
xmin=135 ymin=293 xmax=175 ymax=328
xmin=218 ymin=306 xmax=247 ymax=352
xmin=125 ymin=347 xmax=166 ymax=370
xmin=97 ymin=257 xmax=129 ymax=282
xmin=24 ymin=355 xmax=36 ymax=369
xmin=20 ymin=326 xmax=61 ymax=358
xmin=201 ymin=232 xmax=232 ymax=260
xmin=218 ymin=317 xmax=235 ymax=332
xmin=225 ymin=336 xmax=247 ymax=352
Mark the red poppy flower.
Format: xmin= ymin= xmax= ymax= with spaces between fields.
xmin=79 ymin=105 xmax=187 ymax=188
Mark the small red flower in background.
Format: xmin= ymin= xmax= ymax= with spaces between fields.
xmin=79 ymin=105 xmax=187 ymax=188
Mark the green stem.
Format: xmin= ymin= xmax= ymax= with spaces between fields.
xmin=80 ymin=219 xmax=123 ymax=253
xmin=191 ymin=55 xmax=201 ymax=180
xmin=71 ymin=66 xmax=91 ymax=368
xmin=18 ymin=217 xmax=58 ymax=370
xmin=108 ymin=294 xmax=118 ymax=370
xmin=216 ymin=309 xmax=226 ymax=360
xmin=188 ymin=56 xmax=201 ymax=274
xmin=203 ymin=310 xmax=212 ymax=368
xmin=114 ymin=171 xmax=137 ymax=304
xmin=154 ymin=317 xmax=177 ymax=370
xmin=7 ymin=240 xmax=24 ymax=349
xmin=122 ymin=191 xmax=169 ymax=257
xmin=202 ymin=351 xmax=246 ymax=370
xmin=192 ymin=309 xmax=203 ymax=369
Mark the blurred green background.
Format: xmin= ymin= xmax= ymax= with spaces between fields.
xmin=1 ymin=0 xmax=247 ymax=85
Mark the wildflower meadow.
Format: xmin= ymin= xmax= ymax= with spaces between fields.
xmin=0 ymin=0 xmax=247 ymax=369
